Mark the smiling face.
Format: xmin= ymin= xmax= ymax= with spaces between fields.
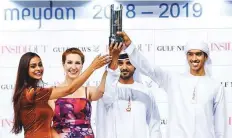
xmin=118 ymin=59 xmax=135 ymax=80
xmin=28 ymin=56 xmax=44 ymax=80
xmin=187 ymin=49 xmax=208 ymax=75
xmin=63 ymin=54 xmax=83 ymax=79
xmin=62 ymin=48 xmax=85 ymax=80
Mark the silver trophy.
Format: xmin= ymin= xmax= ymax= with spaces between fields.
xmin=109 ymin=4 xmax=123 ymax=44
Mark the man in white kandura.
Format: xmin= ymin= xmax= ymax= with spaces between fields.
xmin=96 ymin=42 xmax=161 ymax=138
xmin=116 ymin=31 xmax=226 ymax=138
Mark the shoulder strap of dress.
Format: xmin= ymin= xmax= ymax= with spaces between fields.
xmin=85 ymin=87 xmax=88 ymax=99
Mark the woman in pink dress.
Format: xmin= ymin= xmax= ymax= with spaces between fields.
xmin=49 ymin=48 xmax=107 ymax=138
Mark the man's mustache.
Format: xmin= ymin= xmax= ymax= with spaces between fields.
xmin=121 ymin=69 xmax=129 ymax=73
xmin=190 ymin=60 xmax=200 ymax=63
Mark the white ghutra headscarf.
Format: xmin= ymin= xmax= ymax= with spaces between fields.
xmin=118 ymin=51 xmax=142 ymax=83
xmin=95 ymin=51 xmax=143 ymax=138
xmin=184 ymin=41 xmax=212 ymax=76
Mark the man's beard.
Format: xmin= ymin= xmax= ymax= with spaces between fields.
xmin=120 ymin=70 xmax=134 ymax=80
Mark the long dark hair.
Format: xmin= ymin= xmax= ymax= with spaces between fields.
xmin=11 ymin=52 xmax=41 ymax=134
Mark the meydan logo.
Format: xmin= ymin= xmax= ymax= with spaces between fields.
xmin=4 ymin=1 xmax=76 ymax=29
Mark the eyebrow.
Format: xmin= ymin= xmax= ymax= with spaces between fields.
xmin=29 ymin=61 xmax=42 ymax=65
xmin=118 ymin=60 xmax=131 ymax=64
xmin=67 ymin=60 xmax=81 ymax=62
xmin=187 ymin=51 xmax=203 ymax=54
